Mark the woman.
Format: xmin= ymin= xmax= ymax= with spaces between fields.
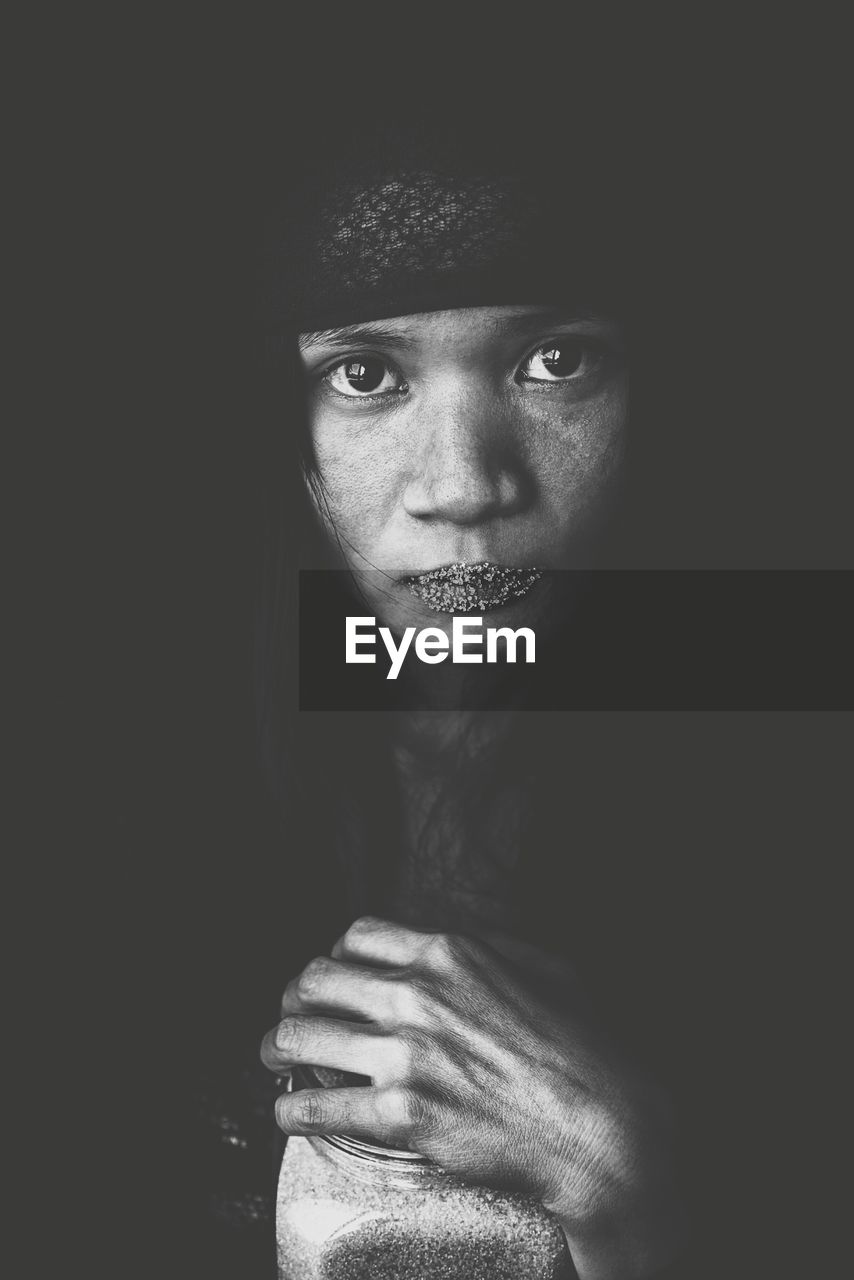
xmin=248 ymin=108 xmax=690 ymax=1280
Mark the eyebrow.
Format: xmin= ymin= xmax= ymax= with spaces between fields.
xmin=298 ymin=323 xmax=419 ymax=353
xmin=297 ymin=307 xmax=610 ymax=353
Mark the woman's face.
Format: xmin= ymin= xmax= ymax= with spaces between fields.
xmin=298 ymin=305 xmax=628 ymax=638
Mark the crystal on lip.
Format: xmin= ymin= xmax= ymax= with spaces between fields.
xmin=404 ymin=561 xmax=543 ymax=613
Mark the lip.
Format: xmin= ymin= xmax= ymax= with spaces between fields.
xmin=402 ymin=561 xmax=543 ymax=614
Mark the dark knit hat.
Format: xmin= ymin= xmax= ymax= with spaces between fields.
xmin=258 ymin=110 xmax=631 ymax=335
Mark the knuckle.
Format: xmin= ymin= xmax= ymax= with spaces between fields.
xmin=427 ymin=931 xmax=464 ymax=968
xmin=345 ymin=916 xmax=378 ymax=946
xmin=275 ymin=1091 xmax=329 ymax=1134
xmin=275 ymin=1017 xmax=307 ymax=1057
xmin=290 ymin=1090 xmax=351 ymax=1135
xmin=296 ymin=957 xmax=329 ymax=1000
xmin=297 ymin=1092 xmax=330 ymax=1132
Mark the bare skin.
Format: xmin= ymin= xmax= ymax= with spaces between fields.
xmin=261 ymin=917 xmax=687 ymax=1280
xmin=263 ymin=307 xmax=687 ymax=1277
xmin=298 ymin=304 xmax=628 ymax=644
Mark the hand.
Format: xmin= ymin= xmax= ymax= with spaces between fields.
xmin=261 ymin=916 xmax=687 ymax=1280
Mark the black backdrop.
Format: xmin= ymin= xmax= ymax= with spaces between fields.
xmin=89 ymin=14 xmax=851 ymax=1279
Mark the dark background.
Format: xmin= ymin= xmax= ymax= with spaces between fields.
xmin=80 ymin=12 xmax=851 ymax=1278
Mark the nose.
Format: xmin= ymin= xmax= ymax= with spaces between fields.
xmin=402 ymin=388 xmax=531 ymax=526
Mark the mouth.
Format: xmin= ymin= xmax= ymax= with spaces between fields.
xmin=402 ymin=561 xmax=543 ymax=614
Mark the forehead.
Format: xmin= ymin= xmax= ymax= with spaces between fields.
xmin=298 ymin=305 xmax=604 ymax=355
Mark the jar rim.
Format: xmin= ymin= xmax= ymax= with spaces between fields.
xmin=292 ymin=1064 xmax=433 ymax=1167
xmin=322 ymin=1132 xmax=432 ymax=1165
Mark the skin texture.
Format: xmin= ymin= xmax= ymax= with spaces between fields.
xmin=298 ymin=304 xmax=628 ymax=643
xmin=261 ymin=918 xmax=687 ymax=1280
xmin=265 ymin=307 xmax=686 ymax=1277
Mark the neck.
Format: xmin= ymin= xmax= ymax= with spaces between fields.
xmin=390 ymin=708 xmax=517 ymax=769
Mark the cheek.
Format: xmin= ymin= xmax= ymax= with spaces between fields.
xmin=528 ymin=379 xmax=629 ymax=535
xmin=309 ymin=419 xmax=403 ymax=552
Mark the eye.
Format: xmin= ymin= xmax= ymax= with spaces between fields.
xmin=324 ymin=356 xmax=407 ymax=398
xmin=518 ymin=338 xmax=600 ymax=383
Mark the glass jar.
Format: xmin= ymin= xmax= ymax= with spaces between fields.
xmin=276 ymin=1085 xmax=576 ymax=1279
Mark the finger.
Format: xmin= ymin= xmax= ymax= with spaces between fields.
xmin=281 ymin=957 xmax=403 ymax=1023
xmin=260 ymin=1015 xmax=403 ymax=1082
xmin=332 ymin=916 xmax=440 ymax=968
xmin=275 ymin=1084 xmax=411 ymax=1145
